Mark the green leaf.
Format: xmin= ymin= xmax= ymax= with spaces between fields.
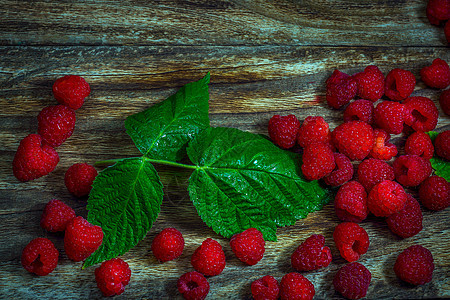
xmin=187 ymin=127 xmax=331 ymax=241
xmin=125 ymin=73 xmax=210 ymax=162
xmin=429 ymin=157 xmax=450 ymax=181
xmin=84 ymin=157 xmax=163 ymax=268
xmin=426 ymin=131 xmax=439 ymax=143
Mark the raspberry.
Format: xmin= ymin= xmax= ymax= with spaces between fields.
xmin=297 ymin=116 xmax=332 ymax=148
xmin=191 ymin=238 xmax=226 ymax=276
xmin=386 ymin=194 xmax=423 ymax=238
xmin=279 ymin=272 xmax=315 ymax=300
xmin=333 ymin=222 xmax=370 ymax=262
xmin=440 ymin=89 xmax=450 ymax=115
xmin=64 ymin=216 xmax=103 ymax=262
xmin=419 ymin=176 xmax=450 ymax=211
xmin=426 ymin=0 xmax=450 ymax=26
xmin=251 ymin=275 xmax=279 ymax=300
xmin=325 ymin=69 xmax=358 ymax=109
xmin=333 ymin=262 xmax=371 ymax=300
xmin=357 ymin=158 xmax=395 ymax=192
xmin=420 ymin=58 xmax=450 ymax=89
xmin=37 ymin=105 xmax=76 ymax=147
xmin=403 ymin=96 xmax=439 ymax=132
xmin=230 ymin=228 xmax=265 ymax=266
xmin=178 ymin=271 xmax=210 ymax=300
xmin=353 ymin=65 xmax=385 ymax=102
xmin=323 ymin=153 xmax=353 ymax=187
xmin=373 ymin=100 xmax=406 ymax=134
xmin=301 ymin=142 xmax=335 ymax=181
xmin=445 ymin=20 xmax=450 ymax=44
xmin=332 ymin=121 xmax=374 ymax=161
xmin=53 ymin=75 xmax=91 ymax=110
xmin=404 ymin=131 xmax=434 ymax=160
xmin=369 ymin=129 xmax=397 ymax=161
xmin=291 ymin=234 xmax=332 ymax=272
xmin=334 ymin=181 xmax=368 ymax=223
xmin=151 ymin=228 xmax=184 ymax=262
xmin=394 ymin=245 xmax=434 ymax=285
xmin=40 ymin=199 xmax=76 ymax=232
xmin=64 ymin=163 xmax=98 ymax=197
xmin=95 ymin=258 xmax=131 ymax=297
xmin=393 ymin=155 xmax=432 ymax=187
xmin=367 ymin=180 xmax=407 ymax=217
xmin=434 ymin=130 xmax=450 ymax=160
xmin=343 ymin=99 xmax=374 ymax=124
xmin=268 ymin=114 xmax=301 ymax=149
xmin=21 ymin=238 xmax=59 ymax=276
xmin=384 ymin=68 xmax=416 ymax=101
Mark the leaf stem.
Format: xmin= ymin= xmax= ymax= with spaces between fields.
xmin=95 ymin=157 xmax=198 ymax=170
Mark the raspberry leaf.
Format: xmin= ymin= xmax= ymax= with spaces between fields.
xmin=426 ymin=131 xmax=449 ymax=181
xmin=426 ymin=131 xmax=439 ymax=143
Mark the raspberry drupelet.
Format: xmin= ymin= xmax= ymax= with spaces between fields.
xmin=53 ymin=75 xmax=91 ymax=110
xmin=95 ymin=258 xmax=131 ymax=297
xmin=268 ymin=114 xmax=301 ymax=149
xmin=373 ymin=100 xmax=406 ymax=135
xmin=369 ymin=129 xmax=397 ymax=161
xmin=393 ymin=155 xmax=432 ymax=187
xmin=64 ymin=163 xmax=98 ymax=197
xmin=37 ymin=105 xmax=76 ymax=148
xmin=332 ymin=121 xmax=374 ymax=161
xmin=404 ymin=131 xmax=434 ymax=160
xmin=325 ymin=69 xmax=358 ymax=109
xmin=333 ymin=262 xmax=371 ymax=300
xmin=440 ymin=89 xmax=450 ymax=116
xmin=333 ymin=222 xmax=370 ymax=262
xmin=419 ymin=176 xmax=450 ymax=211
xmin=357 ymin=158 xmax=395 ymax=192
xmin=367 ymin=180 xmax=407 ymax=217
xmin=384 ymin=68 xmax=416 ymax=101
xmin=386 ymin=194 xmax=423 ymax=238
xmin=251 ymin=275 xmax=280 ymax=300
xmin=64 ymin=216 xmax=103 ymax=262
xmin=334 ymin=181 xmax=368 ymax=223
xmin=279 ymin=272 xmax=315 ymax=300
xmin=301 ymin=142 xmax=335 ymax=181
xmin=230 ymin=228 xmax=265 ymax=265
xmin=434 ymin=130 xmax=450 ymax=160
xmin=40 ymin=199 xmax=76 ymax=232
xmin=191 ymin=238 xmax=226 ymax=276
xmin=420 ymin=58 xmax=450 ymax=89
xmin=343 ymin=99 xmax=374 ymax=124
xmin=21 ymin=238 xmax=59 ymax=276
xmin=151 ymin=227 xmax=184 ymax=262
xmin=403 ymin=96 xmax=439 ymax=132
xmin=291 ymin=234 xmax=332 ymax=272
xmin=177 ymin=271 xmax=210 ymax=300
xmin=323 ymin=153 xmax=354 ymax=187
xmin=297 ymin=116 xmax=332 ymax=148
xmin=353 ymin=65 xmax=385 ymax=102
xmin=394 ymin=245 xmax=434 ymax=286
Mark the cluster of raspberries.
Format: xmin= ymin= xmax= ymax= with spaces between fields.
xmin=426 ymin=0 xmax=450 ymax=44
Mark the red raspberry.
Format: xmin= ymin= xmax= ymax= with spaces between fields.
xmin=394 ymin=245 xmax=434 ymax=285
xmin=420 ymin=58 xmax=450 ymax=89
xmin=325 ymin=69 xmax=358 ymax=109
xmin=403 ymin=96 xmax=439 ymax=132
xmin=37 ymin=105 xmax=76 ymax=147
xmin=268 ymin=114 xmax=301 ymax=149
xmin=369 ymin=129 xmax=397 ymax=161
xmin=191 ymin=238 xmax=226 ymax=276
xmin=445 ymin=20 xmax=450 ymax=44
xmin=178 ymin=271 xmax=210 ymax=300
xmin=297 ymin=116 xmax=332 ymax=148
xmin=343 ymin=99 xmax=374 ymax=124
xmin=301 ymin=142 xmax=335 ymax=181
xmin=367 ymin=180 xmax=407 ymax=217
xmin=373 ymin=100 xmax=406 ymax=134
xmin=40 ymin=199 xmax=76 ymax=232
xmin=404 ymin=131 xmax=434 ymax=160
xmin=384 ymin=68 xmax=416 ymax=101
xmin=323 ymin=153 xmax=353 ymax=187
xmin=357 ymin=158 xmax=395 ymax=192
xmin=426 ymin=0 xmax=450 ymax=25
xmin=440 ymin=89 xmax=450 ymax=115
xmin=279 ymin=272 xmax=315 ymax=300
xmin=333 ymin=262 xmax=371 ymax=300
xmin=151 ymin=228 xmax=184 ymax=262
xmin=21 ymin=238 xmax=59 ymax=276
xmin=332 ymin=121 xmax=374 ymax=161
xmin=64 ymin=163 xmax=98 ymax=197
xmin=53 ymin=75 xmax=91 ymax=110
xmin=251 ymin=275 xmax=280 ymax=300
xmin=393 ymin=155 xmax=432 ymax=187
xmin=419 ymin=176 xmax=450 ymax=211
xmin=353 ymin=65 xmax=385 ymax=102
xmin=333 ymin=222 xmax=369 ymax=262
xmin=64 ymin=216 xmax=103 ymax=262
xmin=434 ymin=130 xmax=450 ymax=160
xmin=386 ymin=194 xmax=423 ymax=238
xmin=291 ymin=234 xmax=332 ymax=272
xmin=230 ymin=228 xmax=265 ymax=266
xmin=95 ymin=258 xmax=131 ymax=297
xmin=334 ymin=181 xmax=368 ymax=223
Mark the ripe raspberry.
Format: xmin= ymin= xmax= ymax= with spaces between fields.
xmin=151 ymin=228 xmax=184 ymax=262
xmin=326 ymin=69 xmax=358 ymax=109
xmin=386 ymin=194 xmax=423 ymax=238
xmin=40 ymin=199 xmax=76 ymax=232
xmin=419 ymin=176 xmax=450 ymax=211
xmin=394 ymin=245 xmax=434 ymax=285
xmin=445 ymin=20 xmax=450 ymax=44
xmin=53 ymin=75 xmax=91 ymax=110
xmin=268 ymin=114 xmax=300 ymax=149
xmin=334 ymin=181 xmax=368 ymax=223
xmin=12 ymin=134 xmax=59 ymax=182
xmin=393 ymin=155 xmax=432 ymax=187
xmin=191 ymin=238 xmax=226 ymax=276
xmin=178 ymin=271 xmax=210 ymax=300
xmin=403 ymin=96 xmax=439 ymax=132
xmin=426 ymin=0 xmax=450 ymax=26
xmin=373 ymin=100 xmax=406 ymax=134
xmin=420 ymin=58 xmax=450 ymax=89
xmin=357 ymin=158 xmax=395 ymax=192
xmin=332 ymin=121 xmax=374 ymax=161
xmin=404 ymin=131 xmax=434 ymax=160
xmin=333 ymin=222 xmax=369 ymax=262
xmin=367 ymin=180 xmax=407 ymax=217
xmin=434 ymin=130 xmax=450 ymax=160
xmin=353 ymin=65 xmax=385 ymax=102
xmin=324 ymin=153 xmax=353 ymax=187
xmin=369 ymin=129 xmax=397 ymax=161
xmin=64 ymin=163 xmax=98 ymax=197
xmin=301 ymin=142 xmax=335 ymax=181
xmin=230 ymin=228 xmax=265 ymax=266
xmin=440 ymin=89 xmax=450 ymax=115
xmin=291 ymin=234 xmax=332 ymax=272
xmin=279 ymin=273 xmax=315 ymax=300
xmin=21 ymin=238 xmax=59 ymax=276
xmin=343 ymin=99 xmax=374 ymax=124
xmin=95 ymin=258 xmax=131 ymax=297
xmin=385 ymin=68 xmax=416 ymax=101
xmin=64 ymin=216 xmax=103 ymax=262
xmin=251 ymin=275 xmax=279 ymax=300
xmin=37 ymin=105 xmax=76 ymax=147
xmin=333 ymin=262 xmax=371 ymax=300
xmin=297 ymin=116 xmax=332 ymax=148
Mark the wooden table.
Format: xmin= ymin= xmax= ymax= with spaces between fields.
xmin=1 ymin=1 xmax=449 ymax=299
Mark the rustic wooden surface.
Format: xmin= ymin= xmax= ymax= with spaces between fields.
xmin=0 ymin=0 xmax=449 ymax=299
